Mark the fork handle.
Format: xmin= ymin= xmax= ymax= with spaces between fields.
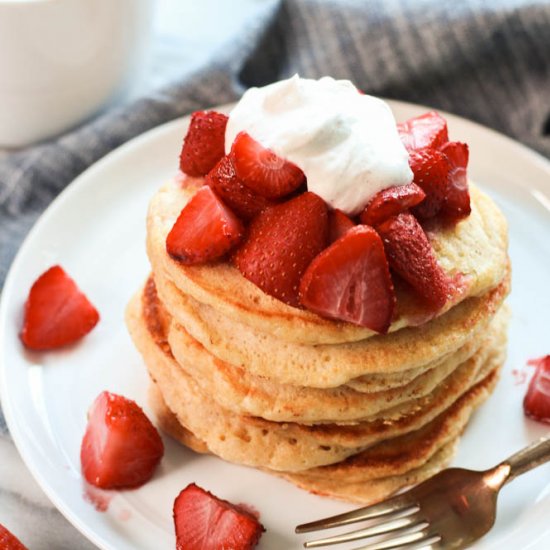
xmin=500 ymin=437 xmax=550 ymax=485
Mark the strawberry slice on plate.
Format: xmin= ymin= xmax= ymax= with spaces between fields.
xmin=299 ymin=225 xmax=396 ymax=332
xmin=166 ymin=186 xmax=244 ymax=264
xmin=524 ymin=355 xmax=550 ymax=424
xmin=408 ymin=147 xmax=450 ymax=220
xmin=328 ymin=209 xmax=355 ymax=243
xmin=174 ymin=483 xmax=264 ymax=550
xmin=233 ymin=192 xmax=328 ymax=307
xmin=398 ymin=111 xmax=449 ymax=151
xmin=0 ymin=524 xmax=28 ymax=550
xmin=80 ymin=391 xmax=164 ymax=489
xmin=20 ymin=265 xmax=99 ymax=351
xmin=230 ymin=131 xmax=305 ymax=199
xmin=360 ymin=183 xmax=426 ymax=226
xmin=205 ymin=155 xmax=273 ymax=220
xmin=376 ymin=213 xmax=450 ymax=310
xmin=440 ymin=141 xmax=471 ymax=221
xmin=179 ymin=111 xmax=228 ymax=177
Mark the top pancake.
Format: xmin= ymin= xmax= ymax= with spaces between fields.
xmin=147 ymin=177 xmax=508 ymax=345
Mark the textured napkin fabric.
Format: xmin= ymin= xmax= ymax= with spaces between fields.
xmin=1 ymin=0 xmax=550 ymax=288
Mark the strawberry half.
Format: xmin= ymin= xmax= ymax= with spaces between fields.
xmin=166 ymin=186 xmax=244 ymax=264
xmin=398 ymin=111 xmax=449 ymax=151
xmin=524 ymin=355 xmax=550 ymax=424
xmin=360 ymin=183 xmax=426 ymax=226
xmin=205 ymin=155 xmax=273 ymax=220
xmin=233 ymin=192 xmax=328 ymax=307
xmin=299 ymin=225 xmax=396 ymax=332
xmin=440 ymin=141 xmax=471 ymax=221
xmin=231 ymin=131 xmax=305 ymax=199
xmin=20 ymin=265 xmax=99 ymax=351
xmin=0 ymin=524 xmax=27 ymax=550
xmin=328 ymin=209 xmax=355 ymax=244
xmin=80 ymin=391 xmax=164 ymax=489
xmin=179 ymin=111 xmax=228 ymax=177
xmin=174 ymin=483 xmax=264 ymax=550
xmin=408 ymin=148 xmax=450 ymax=220
xmin=376 ymin=213 xmax=450 ymax=310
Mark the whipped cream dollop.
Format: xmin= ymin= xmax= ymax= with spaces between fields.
xmin=225 ymin=75 xmax=413 ymax=215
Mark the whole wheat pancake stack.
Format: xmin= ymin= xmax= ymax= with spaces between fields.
xmin=126 ymin=174 xmax=510 ymax=504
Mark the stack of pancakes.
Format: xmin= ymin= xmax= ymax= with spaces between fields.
xmin=126 ymin=177 xmax=510 ymax=503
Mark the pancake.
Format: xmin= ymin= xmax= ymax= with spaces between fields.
xmin=147 ymin=178 xmax=508 ymax=345
xmin=148 ymin=384 xmax=210 ymax=455
xmin=282 ymin=442 xmax=458 ymax=504
xmin=155 ymin=267 xmax=509 ymax=387
xmin=149 ymin=364 xmax=497 ymax=504
xmin=150 ymin=362 xmax=492 ymax=483
xmin=163 ymin=285 xmax=510 ymax=423
xmin=149 ymin=382 xmax=458 ymax=504
xmin=126 ymin=290 xmax=507 ymax=471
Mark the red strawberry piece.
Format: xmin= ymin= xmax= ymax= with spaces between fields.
xmin=20 ymin=266 xmax=99 ymax=351
xmin=80 ymin=391 xmax=164 ymax=489
xmin=397 ymin=111 xmax=449 ymax=151
xmin=0 ymin=524 xmax=28 ymax=550
xmin=299 ymin=225 xmax=396 ymax=332
xmin=233 ymin=192 xmax=328 ymax=307
xmin=360 ymin=183 xmax=426 ymax=226
xmin=408 ymin=148 xmax=450 ymax=220
xmin=174 ymin=483 xmax=264 ymax=550
xmin=205 ymin=155 xmax=273 ymax=220
xmin=328 ymin=209 xmax=355 ymax=243
xmin=166 ymin=186 xmax=244 ymax=265
xmin=179 ymin=111 xmax=228 ymax=177
xmin=524 ymin=355 xmax=550 ymax=424
xmin=376 ymin=213 xmax=450 ymax=310
xmin=440 ymin=141 xmax=471 ymax=221
xmin=230 ymin=131 xmax=305 ymax=199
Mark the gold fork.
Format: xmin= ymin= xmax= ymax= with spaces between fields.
xmin=295 ymin=437 xmax=550 ymax=549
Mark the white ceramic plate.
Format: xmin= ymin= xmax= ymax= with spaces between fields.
xmin=1 ymin=101 xmax=550 ymax=550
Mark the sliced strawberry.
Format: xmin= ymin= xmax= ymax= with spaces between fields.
xmin=205 ymin=155 xmax=273 ymax=220
xmin=230 ymin=131 xmax=305 ymax=199
xmin=440 ymin=141 xmax=470 ymax=221
xmin=524 ymin=355 xmax=550 ymax=424
xmin=20 ymin=266 xmax=99 ymax=351
xmin=360 ymin=183 xmax=426 ymax=226
xmin=0 ymin=524 xmax=28 ymax=550
xmin=80 ymin=391 xmax=164 ymax=489
xmin=398 ymin=111 xmax=449 ymax=151
xmin=376 ymin=213 xmax=450 ymax=310
xmin=233 ymin=192 xmax=328 ymax=307
xmin=167 ymin=186 xmax=244 ymax=264
xmin=174 ymin=483 xmax=263 ymax=550
xmin=179 ymin=111 xmax=228 ymax=177
xmin=299 ymin=225 xmax=396 ymax=332
xmin=408 ymin=148 xmax=450 ymax=220
xmin=328 ymin=209 xmax=355 ymax=243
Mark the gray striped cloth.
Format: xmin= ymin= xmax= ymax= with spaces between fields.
xmin=1 ymin=0 xmax=549 ymax=288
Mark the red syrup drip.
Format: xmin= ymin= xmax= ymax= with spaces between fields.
xmin=117 ymin=509 xmax=132 ymax=522
xmin=523 ymin=355 xmax=550 ymax=424
xmin=83 ymin=483 xmax=113 ymax=512
xmin=511 ymin=369 xmax=528 ymax=386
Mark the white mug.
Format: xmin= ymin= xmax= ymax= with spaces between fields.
xmin=0 ymin=0 xmax=154 ymax=147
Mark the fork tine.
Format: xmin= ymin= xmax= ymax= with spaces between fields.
xmin=303 ymin=516 xmax=427 ymax=548
xmin=296 ymin=496 xmax=417 ymax=533
xmin=353 ymin=530 xmax=441 ymax=550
